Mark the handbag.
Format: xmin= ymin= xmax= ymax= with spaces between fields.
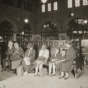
xmin=10 ymin=53 xmax=21 ymax=61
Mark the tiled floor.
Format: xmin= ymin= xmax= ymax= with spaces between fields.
xmin=0 ymin=65 xmax=88 ymax=88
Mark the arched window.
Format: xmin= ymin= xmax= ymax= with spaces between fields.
xmin=66 ymin=18 xmax=88 ymax=39
xmin=17 ymin=24 xmax=32 ymax=41
xmin=41 ymin=21 xmax=59 ymax=40
xmin=0 ymin=20 xmax=13 ymax=41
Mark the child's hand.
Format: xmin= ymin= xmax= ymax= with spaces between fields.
xmin=62 ymin=60 xmax=66 ymax=62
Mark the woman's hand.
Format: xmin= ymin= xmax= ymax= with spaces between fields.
xmin=61 ymin=60 xmax=66 ymax=62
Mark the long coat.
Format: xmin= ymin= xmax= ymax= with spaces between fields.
xmin=24 ymin=48 xmax=35 ymax=64
xmin=22 ymin=48 xmax=35 ymax=72
xmin=61 ymin=46 xmax=76 ymax=72
xmin=11 ymin=47 xmax=24 ymax=69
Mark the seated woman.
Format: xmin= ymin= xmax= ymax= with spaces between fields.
xmin=49 ymin=48 xmax=61 ymax=76
xmin=59 ymin=40 xmax=76 ymax=80
xmin=22 ymin=43 xmax=35 ymax=76
xmin=10 ymin=42 xmax=24 ymax=71
xmin=34 ymin=44 xmax=49 ymax=76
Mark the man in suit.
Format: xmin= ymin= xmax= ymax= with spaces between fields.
xmin=1 ymin=40 xmax=14 ymax=71
xmin=22 ymin=42 xmax=35 ymax=76
xmin=59 ymin=40 xmax=76 ymax=80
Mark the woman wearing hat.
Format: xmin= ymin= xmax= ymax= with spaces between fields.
xmin=59 ymin=40 xmax=76 ymax=80
xmin=22 ymin=42 xmax=35 ymax=76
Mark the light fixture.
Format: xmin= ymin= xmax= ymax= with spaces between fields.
xmin=24 ymin=19 xmax=29 ymax=23
xmin=21 ymin=31 xmax=24 ymax=35
xmin=0 ymin=36 xmax=2 ymax=39
xmin=71 ymin=12 xmax=74 ymax=17
xmin=84 ymin=20 xmax=88 ymax=24
xmin=41 ymin=0 xmax=47 ymax=3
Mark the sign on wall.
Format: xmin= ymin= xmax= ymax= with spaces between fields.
xmin=81 ymin=40 xmax=88 ymax=47
xmin=31 ymin=40 xmax=66 ymax=48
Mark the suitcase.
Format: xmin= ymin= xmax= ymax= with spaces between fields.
xmin=16 ymin=65 xmax=23 ymax=77
xmin=38 ymin=68 xmax=47 ymax=77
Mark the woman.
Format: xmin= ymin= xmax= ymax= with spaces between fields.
xmin=22 ymin=43 xmax=35 ymax=76
xmin=59 ymin=40 xmax=76 ymax=80
xmin=34 ymin=44 xmax=49 ymax=76
xmin=10 ymin=42 xmax=24 ymax=70
xmin=49 ymin=48 xmax=61 ymax=76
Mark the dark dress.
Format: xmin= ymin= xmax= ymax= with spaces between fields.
xmin=49 ymin=53 xmax=61 ymax=73
xmin=61 ymin=46 xmax=76 ymax=72
xmin=50 ymin=53 xmax=61 ymax=63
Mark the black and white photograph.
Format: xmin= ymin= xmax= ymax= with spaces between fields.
xmin=0 ymin=0 xmax=88 ymax=88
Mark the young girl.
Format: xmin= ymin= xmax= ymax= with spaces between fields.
xmin=49 ymin=48 xmax=61 ymax=76
xmin=58 ymin=49 xmax=66 ymax=78
xmin=34 ymin=44 xmax=49 ymax=76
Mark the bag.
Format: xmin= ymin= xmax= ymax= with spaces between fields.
xmin=38 ymin=68 xmax=47 ymax=77
xmin=16 ymin=65 xmax=23 ymax=76
xmin=10 ymin=53 xmax=21 ymax=61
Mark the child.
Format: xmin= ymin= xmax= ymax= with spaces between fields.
xmin=34 ymin=44 xmax=49 ymax=76
xmin=49 ymin=48 xmax=61 ymax=76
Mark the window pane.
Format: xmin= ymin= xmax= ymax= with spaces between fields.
xmin=41 ymin=4 xmax=45 ymax=12
xmin=75 ymin=0 xmax=80 ymax=7
xmin=53 ymin=2 xmax=58 ymax=10
xmin=48 ymin=3 xmax=51 ymax=11
xmin=67 ymin=0 xmax=72 ymax=8
xmin=82 ymin=0 xmax=88 ymax=6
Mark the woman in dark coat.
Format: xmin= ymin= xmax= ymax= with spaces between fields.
xmin=59 ymin=40 xmax=76 ymax=80
xmin=10 ymin=42 xmax=24 ymax=70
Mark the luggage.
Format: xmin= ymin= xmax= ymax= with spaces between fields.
xmin=38 ymin=68 xmax=47 ymax=77
xmin=16 ymin=65 xmax=23 ymax=77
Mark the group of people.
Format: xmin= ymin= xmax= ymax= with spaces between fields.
xmin=1 ymin=40 xmax=76 ymax=80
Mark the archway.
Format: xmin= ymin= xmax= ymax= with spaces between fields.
xmin=41 ymin=21 xmax=59 ymax=40
xmin=17 ymin=24 xmax=32 ymax=42
xmin=66 ymin=18 xmax=88 ymax=39
xmin=0 ymin=20 xmax=13 ymax=41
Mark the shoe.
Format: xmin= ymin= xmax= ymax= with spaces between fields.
xmin=51 ymin=74 xmax=56 ymax=77
xmin=7 ymin=69 xmax=11 ymax=72
xmin=64 ymin=76 xmax=69 ymax=80
xmin=58 ymin=76 xmax=64 ymax=79
xmin=24 ymin=71 xmax=28 ymax=76
xmin=48 ymin=73 xmax=52 ymax=76
xmin=1 ymin=68 xmax=6 ymax=72
xmin=34 ymin=74 xmax=38 ymax=77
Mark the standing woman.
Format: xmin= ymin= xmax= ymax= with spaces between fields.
xmin=59 ymin=40 xmax=76 ymax=80
xmin=10 ymin=42 xmax=24 ymax=70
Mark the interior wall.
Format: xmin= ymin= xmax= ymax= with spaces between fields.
xmin=0 ymin=4 xmax=36 ymax=34
xmin=0 ymin=0 xmax=88 ymax=39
